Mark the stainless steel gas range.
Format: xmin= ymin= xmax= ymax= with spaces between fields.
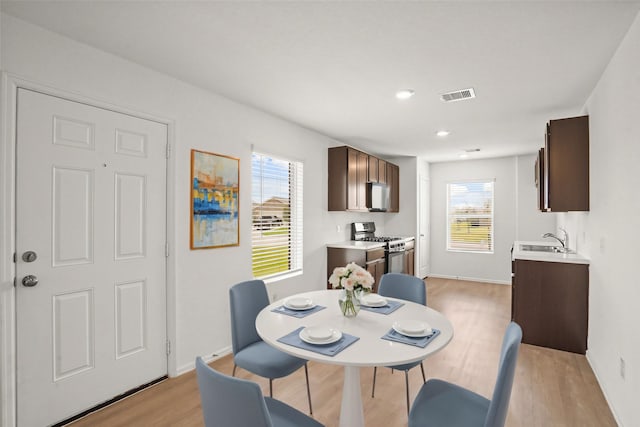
xmin=351 ymin=222 xmax=414 ymax=274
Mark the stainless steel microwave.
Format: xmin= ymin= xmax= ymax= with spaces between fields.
xmin=366 ymin=182 xmax=389 ymax=212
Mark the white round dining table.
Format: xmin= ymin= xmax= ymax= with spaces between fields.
xmin=255 ymin=289 xmax=454 ymax=427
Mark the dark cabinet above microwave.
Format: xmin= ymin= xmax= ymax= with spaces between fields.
xmin=328 ymin=146 xmax=399 ymax=212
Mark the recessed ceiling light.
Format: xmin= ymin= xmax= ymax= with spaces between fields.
xmin=395 ymin=89 xmax=415 ymax=100
xmin=436 ymin=130 xmax=450 ymax=137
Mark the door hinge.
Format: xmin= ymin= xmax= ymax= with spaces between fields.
xmin=166 ymin=143 xmax=171 ymax=159
xmin=165 ymin=242 xmax=170 ymax=258
xmin=166 ymin=340 xmax=171 ymax=356
xmin=13 ymin=252 xmax=17 ymax=263
xmin=13 ymin=277 xmax=17 ymax=287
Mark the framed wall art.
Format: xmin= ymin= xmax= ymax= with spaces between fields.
xmin=190 ymin=149 xmax=239 ymax=249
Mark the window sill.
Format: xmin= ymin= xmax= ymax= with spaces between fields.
xmin=446 ymin=249 xmax=494 ymax=255
xmin=262 ymin=269 xmax=303 ymax=285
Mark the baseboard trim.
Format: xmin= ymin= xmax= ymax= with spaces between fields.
xmin=427 ymin=273 xmax=511 ymax=286
xmin=175 ymin=346 xmax=232 ymax=376
xmin=586 ymin=350 xmax=624 ymax=427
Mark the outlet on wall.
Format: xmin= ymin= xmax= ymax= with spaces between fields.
xmin=620 ymin=357 xmax=626 ymax=380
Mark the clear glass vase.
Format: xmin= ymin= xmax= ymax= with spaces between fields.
xmin=338 ymin=289 xmax=360 ymax=317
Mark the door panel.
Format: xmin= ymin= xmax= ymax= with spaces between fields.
xmin=115 ymin=173 xmax=147 ymax=259
xmin=52 ymin=166 xmax=95 ymax=266
xmin=52 ymin=289 xmax=94 ymax=381
xmin=16 ymin=88 xmax=168 ymax=426
xmin=115 ymin=280 xmax=147 ymax=358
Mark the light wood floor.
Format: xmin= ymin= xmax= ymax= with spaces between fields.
xmin=69 ymin=277 xmax=616 ymax=427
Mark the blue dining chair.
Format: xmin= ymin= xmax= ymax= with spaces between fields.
xmin=371 ymin=272 xmax=428 ymax=414
xmin=408 ymin=322 xmax=523 ymax=427
xmin=195 ymin=357 xmax=324 ymax=427
xmin=229 ymin=280 xmax=313 ymax=414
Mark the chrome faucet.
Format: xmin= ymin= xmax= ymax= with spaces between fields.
xmin=542 ymin=227 xmax=568 ymax=249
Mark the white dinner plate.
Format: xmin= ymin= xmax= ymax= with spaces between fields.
xmin=299 ymin=327 xmax=342 ymax=345
xmin=284 ymin=297 xmax=315 ymax=311
xmin=360 ymin=293 xmax=388 ymax=307
xmin=392 ymin=320 xmax=433 ymax=337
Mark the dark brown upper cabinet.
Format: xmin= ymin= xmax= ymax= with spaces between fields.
xmin=386 ymin=162 xmax=399 ymax=213
xmin=535 ymin=147 xmax=545 ymax=211
xmin=539 ymin=115 xmax=589 ymax=212
xmin=368 ymin=156 xmax=387 ymax=184
xmin=328 ymin=146 xmax=368 ymax=211
xmin=328 ymin=146 xmax=399 ymax=212
xmin=368 ymin=155 xmax=378 ymax=183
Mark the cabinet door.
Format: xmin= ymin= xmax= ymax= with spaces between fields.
xmin=328 ymin=146 xmax=348 ymax=211
xmin=368 ymin=156 xmax=378 ymax=182
xmin=346 ymin=148 xmax=368 ymax=211
xmin=367 ymin=260 xmax=384 ymax=294
xmin=543 ymin=127 xmax=550 ymax=211
xmin=387 ymin=163 xmax=399 ymax=212
xmin=356 ymin=151 xmax=368 ymax=209
xmin=347 ymin=149 xmax=359 ymax=210
xmin=513 ymin=259 xmax=588 ymax=354
xmin=536 ymin=148 xmax=547 ymax=212
xmin=545 ymin=115 xmax=589 ymax=211
xmin=378 ymin=160 xmax=387 ymax=184
xmin=327 ymin=247 xmax=366 ymax=289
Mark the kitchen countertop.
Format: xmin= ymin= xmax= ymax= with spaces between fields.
xmin=326 ymin=241 xmax=386 ymax=250
xmin=512 ymin=241 xmax=590 ymax=265
xmin=326 ymin=236 xmax=415 ymax=250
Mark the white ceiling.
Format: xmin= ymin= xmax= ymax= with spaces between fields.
xmin=3 ymin=1 xmax=640 ymax=162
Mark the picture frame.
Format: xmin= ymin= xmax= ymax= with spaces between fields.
xmin=190 ymin=149 xmax=239 ymax=249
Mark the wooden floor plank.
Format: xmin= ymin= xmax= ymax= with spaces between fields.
xmin=68 ymin=277 xmax=616 ymax=427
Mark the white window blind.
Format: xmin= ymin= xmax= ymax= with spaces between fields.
xmin=251 ymin=152 xmax=303 ymax=279
xmin=447 ymin=181 xmax=494 ymax=253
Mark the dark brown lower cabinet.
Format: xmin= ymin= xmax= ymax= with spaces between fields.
xmin=366 ymin=261 xmax=384 ymax=294
xmin=327 ymin=247 xmax=385 ymax=293
xmin=512 ymin=259 xmax=588 ymax=354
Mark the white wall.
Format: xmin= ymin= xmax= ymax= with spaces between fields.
xmin=0 ymin=14 xmax=362 ymax=380
xmin=559 ymin=11 xmax=640 ymax=427
xmin=430 ymin=155 xmax=556 ymax=283
xmin=516 ymin=154 xmax=558 ymax=242
xmin=383 ymin=156 xmax=419 ymax=238
xmin=0 ymin=12 xmax=426 ymax=387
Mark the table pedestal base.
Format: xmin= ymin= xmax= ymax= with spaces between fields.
xmin=339 ymin=366 xmax=364 ymax=427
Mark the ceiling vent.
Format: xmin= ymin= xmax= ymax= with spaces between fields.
xmin=440 ymin=87 xmax=476 ymax=103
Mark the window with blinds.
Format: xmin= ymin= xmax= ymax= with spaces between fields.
xmin=251 ymin=152 xmax=303 ymax=279
xmin=447 ymin=181 xmax=494 ymax=253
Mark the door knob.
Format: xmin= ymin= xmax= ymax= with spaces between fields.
xmin=22 ymin=251 xmax=38 ymax=263
xmin=22 ymin=275 xmax=39 ymax=287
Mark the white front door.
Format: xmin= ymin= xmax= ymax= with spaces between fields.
xmin=419 ymin=175 xmax=430 ymax=278
xmin=15 ymin=89 xmax=168 ymax=426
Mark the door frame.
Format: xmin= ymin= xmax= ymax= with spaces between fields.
xmin=418 ymin=174 xmax=430 ymax=278
xmin=0 ymin=72 xmax=177 ymax=427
